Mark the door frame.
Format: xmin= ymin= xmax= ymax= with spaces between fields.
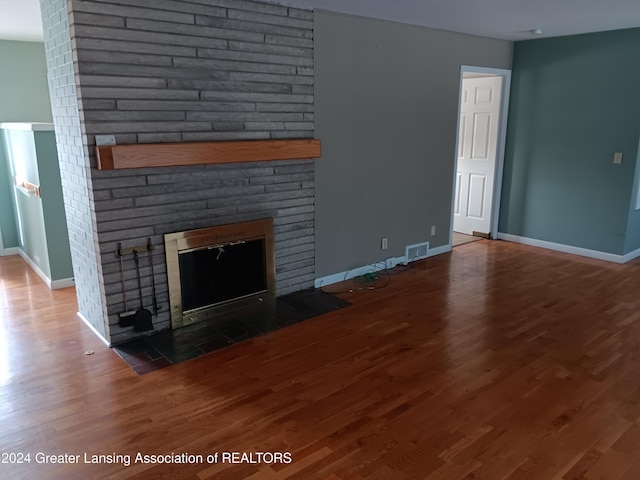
xmin=449 ymin=65 xmax=512 ymax=246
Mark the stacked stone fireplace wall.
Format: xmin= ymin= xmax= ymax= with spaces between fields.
xmin=41 ymin=0 xmax=316 ymax=345
xmin=40 ymin=0 xmax=110 ymax=338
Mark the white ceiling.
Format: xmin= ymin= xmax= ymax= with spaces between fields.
xmin=282 ymin=0 xmax=640 ymax=40
xmin=1 ymin=0 xmax=639 ymax=42
xmin=0 ymin=0 xmax=43 ymax=42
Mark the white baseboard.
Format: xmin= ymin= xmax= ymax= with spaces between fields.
xmin=18 ymin=249 xmax=52 ymax=287
xmin=51 ymin=277 xmax=75 ymax=289
xmin=17 ymin=249 xmax=74 ymax=289
xmin=428 ymin=244 xmax=452 ymax=257
xmin=1 ymin=247 xmax=20 ymax=257
xmin=77 ymin=311 xmax=111 ymax=347
xmin=497 ymin=233 xmax=628 ymax=264
xmin=314 ymin=242 xmax=454 ymax=288
xmin=622 ymin=247 xmax=640 ymax=263
xmin=314 ymin=256 xmax=407 ymax=288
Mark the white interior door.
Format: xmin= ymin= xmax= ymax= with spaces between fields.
xmin=453 ymin=76 xmax=502 ymax=236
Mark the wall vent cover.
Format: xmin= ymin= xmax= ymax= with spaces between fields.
xmin=405 ymin=241 xmax=429 ymax=263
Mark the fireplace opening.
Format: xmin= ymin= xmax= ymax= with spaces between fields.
xmin=179 ymin=238 xmax=267 ymax=312
xmin=164 ymin=218 xmax=275 ymax=329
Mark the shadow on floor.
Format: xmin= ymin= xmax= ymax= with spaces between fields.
xmin=452 ymin=232 xmax=484 ymax=247
xmin=113 ymin=288 xmax=351 ymax=375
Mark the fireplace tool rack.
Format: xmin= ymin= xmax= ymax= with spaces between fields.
xmin=116 ymin=238 xmax=159 ymax=332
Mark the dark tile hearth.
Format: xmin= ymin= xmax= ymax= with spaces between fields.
xmin=113 ymin=289 xmax=351 ymax=375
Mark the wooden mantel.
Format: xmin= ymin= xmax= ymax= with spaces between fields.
xmin=96 ymin=138 xmax=321 ymax=170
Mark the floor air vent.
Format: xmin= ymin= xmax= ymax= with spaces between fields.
xmin=405 ymin=242 xmax=429 ymax=263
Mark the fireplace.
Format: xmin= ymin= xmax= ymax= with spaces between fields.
xmin=89 ymin=140 xmax=317 ymax=345
xmin=164 ymin=218 xmax=275 ymax=329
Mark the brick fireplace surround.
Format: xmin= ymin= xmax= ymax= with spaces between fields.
xmin=39 ymin=0 xmax=317 ymax=345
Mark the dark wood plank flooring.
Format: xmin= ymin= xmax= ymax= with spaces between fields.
xmin=2 ymin=240 xmax=640 ymax=479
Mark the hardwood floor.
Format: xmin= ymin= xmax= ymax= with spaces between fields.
xmin=2 ymin=240 xmax=640 ymax=479
xmin=452 ymin=232 xmax=483 ymax=247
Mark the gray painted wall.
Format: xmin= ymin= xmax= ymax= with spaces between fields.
xmin=314 ymin=11 xmax=512 ymax=277
xmin=0 ymin=40 xmax=53 ymax=251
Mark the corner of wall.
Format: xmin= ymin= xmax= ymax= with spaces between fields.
xmin=0 ymin=133 xmax=20 ymax=249
xmin=39 ymin=0 xmax=108 ymax=339
xmin=623 ymin=130 xmax=640 ymax=255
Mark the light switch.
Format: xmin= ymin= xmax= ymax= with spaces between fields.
xmin=614 ymin=152 xmax=623 ymax=165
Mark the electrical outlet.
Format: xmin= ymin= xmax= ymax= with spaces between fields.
xmin=430 ymin=226 xmax=436 ymax=236
xmin=381 ymin=237 xmax=388 ymax=250
xmin=614 ymin=152 xmax=623 ymax=165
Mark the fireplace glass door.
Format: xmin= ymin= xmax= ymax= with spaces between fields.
xmin=164 ymin=218 xmax=275 ymax=329
xmin=179 ymin=239 xmax=267 ymax=313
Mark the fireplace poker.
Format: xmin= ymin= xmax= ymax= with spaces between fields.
xmin=146 ymin=238 xmax=159 ymax=315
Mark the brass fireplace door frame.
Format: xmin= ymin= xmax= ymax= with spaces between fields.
xmin=164 ymin=218 xmax=275 ymax=329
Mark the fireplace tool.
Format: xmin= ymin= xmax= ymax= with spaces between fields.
xmin=133 ymin=249 xmax=154 ymax=332
xmin=117 ymin=243 xmax=136 ymax=327
xmin=146 ymin=238 xmax=159 ymax=315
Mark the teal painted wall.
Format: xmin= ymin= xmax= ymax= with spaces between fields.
xmin=623 ymin=134 xmax=640 ymax=254
xmin=0 ymin=41 xmax=53 ymax=122
xmin=35 ymin=132 xmax=73 ymax=280
xmin=500 ymin=28 xmax=640 ymax=255
xmin=0 ymin=40 xmax=53 ymax=251
xmin=2 ymin=128 xmax=73 ymax=282
xmin=3 ymin=129 xmax=51 ymax=277
xmin=0 ymin=139 xmax=18 ymax=249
